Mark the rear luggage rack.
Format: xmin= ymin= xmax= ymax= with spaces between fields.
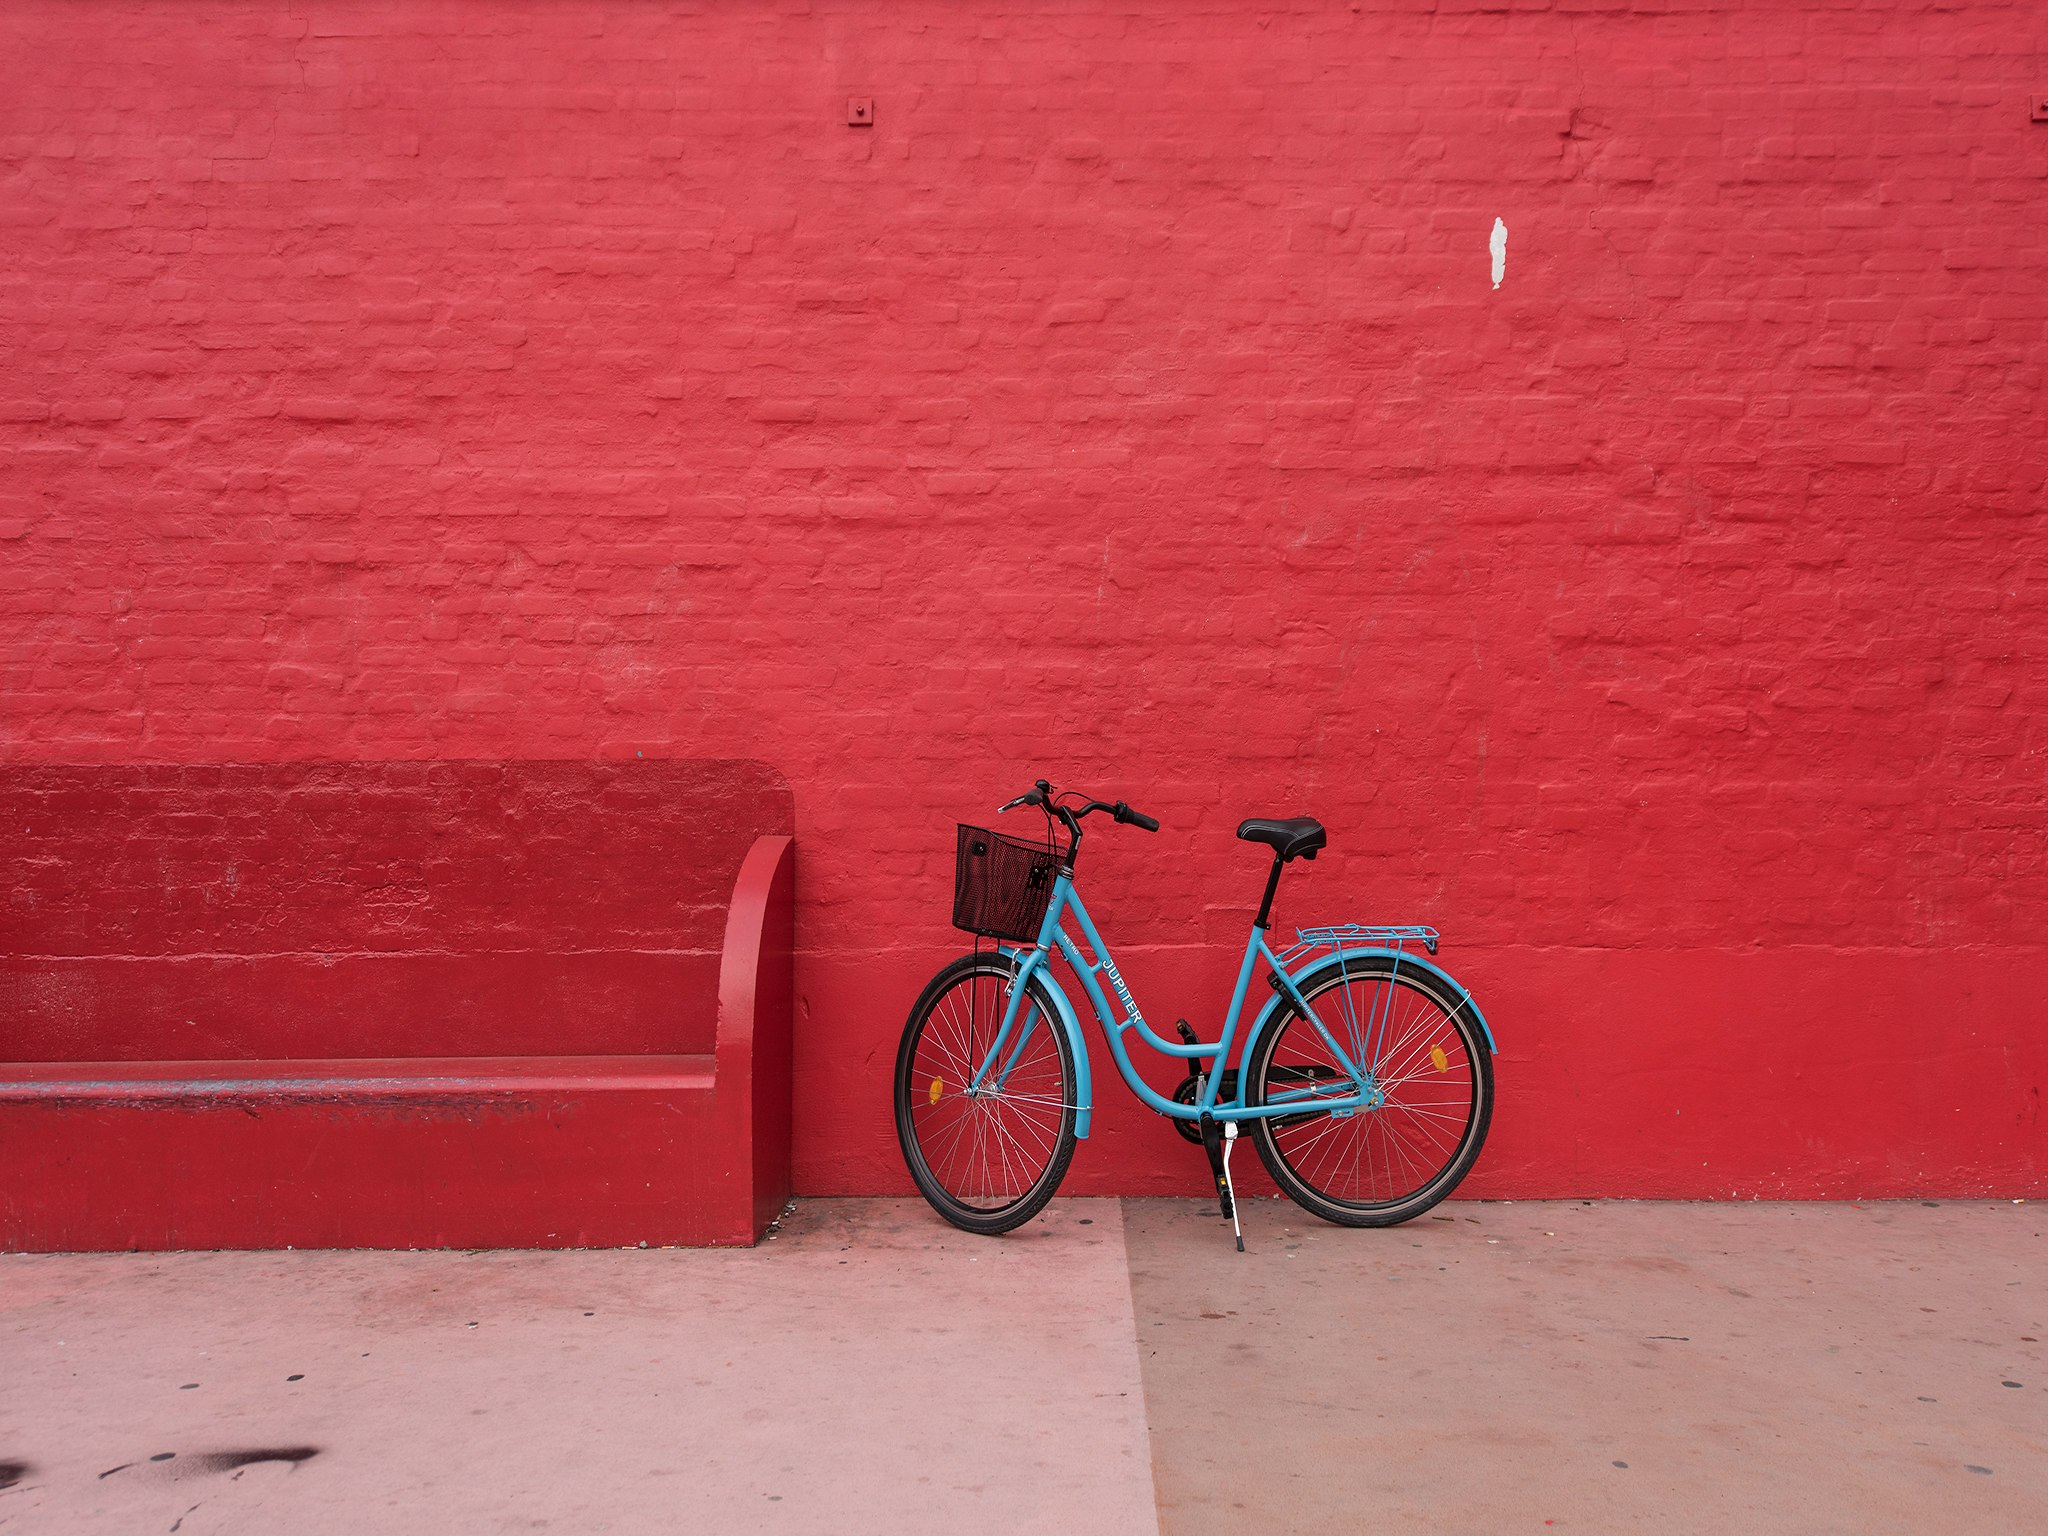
xmin=1278 ymin=924 xmax=1440 ymax=964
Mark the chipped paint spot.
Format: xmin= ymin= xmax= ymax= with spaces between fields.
xmin=1490 ymin=218 xmax=1507 ymax=290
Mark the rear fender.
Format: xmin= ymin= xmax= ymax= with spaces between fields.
xmin=1238 ymin=947 xmax=1497 ymax=1079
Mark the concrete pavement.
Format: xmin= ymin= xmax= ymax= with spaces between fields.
xmin=1125 ymin=1197 xmax=2045 ymax=1534
xmin=3 ymin=1199 xmax=2041 ymax=1534
xmin=0 ymin=1201 xmax=1157 ymax=1535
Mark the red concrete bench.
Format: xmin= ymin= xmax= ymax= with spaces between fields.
xmin=0 ymin=761 xmax=794 ymax=1250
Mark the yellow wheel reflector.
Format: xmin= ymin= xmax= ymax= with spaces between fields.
xmin=928 ymin=1077 xmax=944 ymax=1106
xmin=1430 ymin=1045 xmax=1450 ymax=1073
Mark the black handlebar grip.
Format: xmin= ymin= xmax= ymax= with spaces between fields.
xmin=1113 ymin=801 xmax=1161 ymax=832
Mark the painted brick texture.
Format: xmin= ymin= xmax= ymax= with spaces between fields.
xmin=2 ymin=1 xmax=2043 ymax=1197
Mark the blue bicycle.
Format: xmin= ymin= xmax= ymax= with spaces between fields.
xmin=895 ymin=780 xmax=1497 ymax=1242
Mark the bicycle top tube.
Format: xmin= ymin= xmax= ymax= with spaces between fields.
xmin=1005 ymin=872 xmax=1379 ymax=1126
xmin=982 ymin=777 xmax=1382 ymax=1125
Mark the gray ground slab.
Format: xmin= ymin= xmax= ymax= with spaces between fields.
xmin=1123 ymin=1197 xmax=2047 ymax=1535
xmin=0 ymin=1198 xmax=1157 ymax=1536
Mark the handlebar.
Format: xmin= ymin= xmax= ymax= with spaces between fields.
xmin=1113 ymin=802 xmax=1161 ymax=833
xmin=997 ymin=779 xmax=1159 ymax=834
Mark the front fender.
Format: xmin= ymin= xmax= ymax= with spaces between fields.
xmin=1239 ymin=947 xmax=1498 ymax=1078
xmin=995 ymin=946 xmax=1094 ymax=1139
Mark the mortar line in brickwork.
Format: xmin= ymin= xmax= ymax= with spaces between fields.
xmin=4 ymin=946 xmax=729 ymax=962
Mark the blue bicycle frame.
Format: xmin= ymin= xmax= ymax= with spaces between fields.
xmin=963 ymin=867 xmax=1494 ymax=1141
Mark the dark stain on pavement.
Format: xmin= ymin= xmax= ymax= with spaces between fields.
xmin=188 ymin=1447 xmax=320 ymax=1474
xmin=0 ymin=1460 xmax=31 ymax=1490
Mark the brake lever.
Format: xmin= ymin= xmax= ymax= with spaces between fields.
xmin=998 ymin=785 xmax=1049 ymax=814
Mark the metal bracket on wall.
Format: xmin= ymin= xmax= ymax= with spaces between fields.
xmin=847 ymin=98 xmax=874 ymax=127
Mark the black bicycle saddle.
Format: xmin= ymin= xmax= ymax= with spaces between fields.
xmin=1235 ymin=817 xmax=1326 ymax=862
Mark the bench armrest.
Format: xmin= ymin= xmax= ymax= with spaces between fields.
xmin=714 ymin=834 xmax=796 ymax=1237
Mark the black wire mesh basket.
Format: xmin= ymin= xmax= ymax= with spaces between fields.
xmin=952 ymin=823 xmax=1065 ymax=944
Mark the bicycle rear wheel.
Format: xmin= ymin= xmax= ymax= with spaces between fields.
xmin=1248 ymin=955 xmax=1492 ymax=1226
xmin=894 ymin=955 xmax=1078 ymax=1234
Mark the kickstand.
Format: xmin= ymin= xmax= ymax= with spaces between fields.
xmin=1221 ymin=1122 xmax=1244 ymax=1253
xmin=1200 ymin=1113 xmax=1246 ymax=1253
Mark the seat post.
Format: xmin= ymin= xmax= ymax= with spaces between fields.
xmin=1253 ymin=853 xmax=1286 ymax=929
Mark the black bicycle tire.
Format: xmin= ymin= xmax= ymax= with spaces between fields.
xmin=894 ymin=954 xmax=1079 ymax=1235
xmin=1247 ymin=955 xmax=1493 ymax=1227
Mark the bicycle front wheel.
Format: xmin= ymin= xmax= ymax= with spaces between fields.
xmin=894 ymin=955 xmax=1078 ymax=1234
xmin=1248 ymin=955 xmax=1492 ymax=1226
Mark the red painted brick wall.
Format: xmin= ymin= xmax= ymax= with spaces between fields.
xmin=3 ymin=2 xmax=2043 ymax=1198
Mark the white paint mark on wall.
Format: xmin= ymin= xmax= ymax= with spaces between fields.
xmin=1490 ymin=218 xmax=1507 ymax=290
